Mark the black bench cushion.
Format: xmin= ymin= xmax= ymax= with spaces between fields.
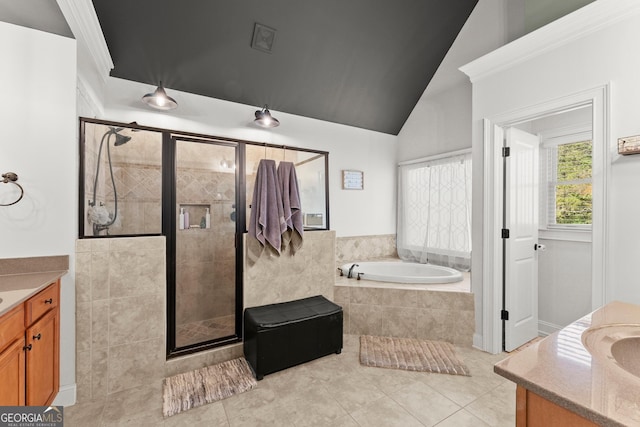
xmin=245 ymin=295 xmax=341 ymax=329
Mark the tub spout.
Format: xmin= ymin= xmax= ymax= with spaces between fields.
xmin=347 ymin=263 xmax=359 ymax=278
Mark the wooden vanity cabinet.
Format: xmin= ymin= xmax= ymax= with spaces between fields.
xmin=0 ymin=305 xmax=26 ymax=405
xmin=0 ymin=280 xmax=60 ymax=406
xmin=516 ymin=385 xmax=598 ymax=426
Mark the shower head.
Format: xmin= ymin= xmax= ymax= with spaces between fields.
xmin=114 ymin=134 xmax=131 ymax=146
xmin=107 ymin=126 xmax=132 ymax=146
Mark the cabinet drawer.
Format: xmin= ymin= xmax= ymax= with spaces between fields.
xmin=25 ymin=281 xmax=59 ymax=326
xmin=0 ymin=305 xmax=25 ymax=351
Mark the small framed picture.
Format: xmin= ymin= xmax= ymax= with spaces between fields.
xmin=342 ymin=170 xmax=364 ymax=190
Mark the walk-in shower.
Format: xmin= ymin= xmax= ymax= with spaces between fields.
xmin=79 ymin=118 xmax=330 ymax=358
xmin=88 ymin=127 xmax=131 ymax=236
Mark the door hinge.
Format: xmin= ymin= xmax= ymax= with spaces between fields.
xmin=501 ymin=229 xmax=510 ymax=239
xmin=502 ymin=147 xmax=510 ymax=157
xmin=501 ymin=310 xmax=509 ymax=321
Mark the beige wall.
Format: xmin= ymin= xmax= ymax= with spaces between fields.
xmin=335 ymin=285 xmax=474 ymax=347
xmin=75 ymin=237 xmax=166 ymax=402
xmin=75 ymin=229 xmax=337 ymax=401
xmin=335 ymin=234 xmax=396 ymax=269
xmin=244 ymin=230 xmax=336 ymax=308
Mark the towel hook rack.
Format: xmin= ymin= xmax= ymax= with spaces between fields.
xmin=1 ymin=172 xmax=24 ymax=206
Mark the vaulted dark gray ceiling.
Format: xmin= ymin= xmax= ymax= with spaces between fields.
xmin=93 ymin=0 xmax=478 ymax=135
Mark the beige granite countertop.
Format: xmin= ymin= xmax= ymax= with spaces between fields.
xmin=494 ymin=301 xmax=640 ymax=427
xmin=0 ymin=255 xmax=68 ymax=317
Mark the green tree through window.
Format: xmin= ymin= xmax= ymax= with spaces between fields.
xmin=553 ymin=141 xmax=592 ymax=225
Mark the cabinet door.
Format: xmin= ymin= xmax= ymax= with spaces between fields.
xmin=25 ymin=309 xmax=59 ymax=406
xmin=0 ymin=338 xmax=26 ymax=405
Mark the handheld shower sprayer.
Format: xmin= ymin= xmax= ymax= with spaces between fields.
xmin=89 ymin=127 xmax=132 ymax=235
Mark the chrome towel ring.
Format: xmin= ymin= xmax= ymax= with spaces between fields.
xmin=1 ymin=172 xmax=24 ymax=206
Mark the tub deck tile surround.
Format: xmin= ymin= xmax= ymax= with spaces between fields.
xmin=336 ymin=273 xmax=473 ymax=346
xmin=335 ymin=234 xmax=397 ymax=268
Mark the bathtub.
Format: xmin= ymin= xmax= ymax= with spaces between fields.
xmin=339 ymin=261 xmax=463 ymax=284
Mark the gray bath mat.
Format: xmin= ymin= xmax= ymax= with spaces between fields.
xmin=359 ymin=335 xmax=471 ymax=376
xmin=162 ymin=357 xmax=257 ymax=417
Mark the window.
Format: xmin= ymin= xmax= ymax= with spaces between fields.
xmin=397 ymin=151 xmax=472 ymax=270
xmin=540 ymin=129 xmax=592 ymax=231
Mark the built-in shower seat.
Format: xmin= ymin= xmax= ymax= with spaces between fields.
xmin=243 ymin=295 xmax=343 ymax=380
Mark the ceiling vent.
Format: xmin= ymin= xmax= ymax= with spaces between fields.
xmin=251 ymin=23 xmax=276 ymax=53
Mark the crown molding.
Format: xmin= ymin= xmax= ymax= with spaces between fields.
xmin=56 ymin=0 xmax=113 ymax=82
xmin=460 ymin=0 xmax=640 ymax=83
xmin=77 ymin=73 xmax=104 ymax=118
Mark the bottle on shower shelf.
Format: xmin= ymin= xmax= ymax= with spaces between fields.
xmin=179 ymin=207 xmax=185 ymax=230
xmin=184 ymin=210 xmax=190 ymax=229
xmin=205 ymin=207 xmax=211 ymax=229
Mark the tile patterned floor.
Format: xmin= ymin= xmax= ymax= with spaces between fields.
xmin=65 ymin=335 xmax=515 ymax=426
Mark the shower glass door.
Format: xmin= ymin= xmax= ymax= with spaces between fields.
xmin=171 ymin=137 xmax=240 ymax=352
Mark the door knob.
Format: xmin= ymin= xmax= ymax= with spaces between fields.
xmin=534 ymin=243 xmax=546 ymax=251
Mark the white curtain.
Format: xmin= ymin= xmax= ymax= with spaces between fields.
xmin=397 ymin=151 xmax=472 ymax=271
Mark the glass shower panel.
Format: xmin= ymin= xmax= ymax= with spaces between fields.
xmin=81 ymin=122 xmax=163 ymax=237
xmin=175 ymin=139 xmax=237 ymax=348
xmin=245 ymin=145 xmax=327 ymax=230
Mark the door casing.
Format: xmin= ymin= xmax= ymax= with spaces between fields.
xmin=479 ymin=85 xmax=610 ymax=354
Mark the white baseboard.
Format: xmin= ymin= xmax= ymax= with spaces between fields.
xmin=538 ymin=320 xmax=562 ymax=337
xmin=472 ymin=333 xmax=484 ymax=351
xmin=52 ymin=384 xmax=76 ymax=407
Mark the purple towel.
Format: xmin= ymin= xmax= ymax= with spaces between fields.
xmin=248 ymin=159 xmax=287 ymax=253
xmin=277 ymin=161 xmax=304 ymax=253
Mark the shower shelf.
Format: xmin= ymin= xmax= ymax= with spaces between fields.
xmin=179 ymin=203 xmax=211 ymax=230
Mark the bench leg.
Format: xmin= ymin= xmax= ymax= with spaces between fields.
xmin=336 ymin=349 xmax=342 ymax=354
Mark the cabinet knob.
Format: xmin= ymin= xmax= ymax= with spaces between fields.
xmin=33 ymin=333 xmax=41 ymax=341
xmin=23 ymin=344 xmax=32 ymax=351
xmin=44 ymin=298 xmax=53 ymax=304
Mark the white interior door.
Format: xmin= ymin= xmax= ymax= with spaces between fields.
xmin=504 ymin=127 xmax=540 ymax=352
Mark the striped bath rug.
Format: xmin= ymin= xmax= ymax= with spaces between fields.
xmin=162 ymin=357 xmax=257 ymax=417
xmin=359 ymin=335 xmax=471 ymax=376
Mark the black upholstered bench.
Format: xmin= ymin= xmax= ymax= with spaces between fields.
xmin=243 ymin=295 xmax=343 ymax=380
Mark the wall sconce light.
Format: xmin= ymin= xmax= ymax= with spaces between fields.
xmin=142 ymin=81 xmax=178 ymax=110
xmin=254 ymin=105 xmax=280 ymax=128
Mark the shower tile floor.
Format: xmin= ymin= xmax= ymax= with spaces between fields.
xmin=176 ymin=315 xmax=236 ymax=347
xmin=65 ymin=335 xmax=516 ymax=426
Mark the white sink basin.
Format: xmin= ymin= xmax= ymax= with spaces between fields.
xmin=582 ymin=324 xmax=640 ymax=378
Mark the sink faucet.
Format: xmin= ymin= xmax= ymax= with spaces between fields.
xmin=347 ymin=263 xmax=359 ymax=278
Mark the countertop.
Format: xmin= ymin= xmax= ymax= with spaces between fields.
xmin=0 ymin=255 xmax=68 ymax=317
xmin=494 ymin=301 xmax=640 ymax=427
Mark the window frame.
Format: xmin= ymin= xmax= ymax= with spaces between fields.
xmin=538 ymin=124 xmax=593 ymax=242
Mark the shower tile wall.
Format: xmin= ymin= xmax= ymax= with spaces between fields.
xmin=244 ymin=230 xmax=336 ymax=308
xmin=74 ymin=236 xmax=244 ymax=402
xmin=335 ymin=234 xmax=397 ymax=268
xmin=175 ymin=166 xmax=236 ymax=327
xmin=75 ymin=236 xmax=166 ymax=402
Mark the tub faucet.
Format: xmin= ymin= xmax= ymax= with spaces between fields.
xmin=347 ymin=263 xmax=359 ymax=278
